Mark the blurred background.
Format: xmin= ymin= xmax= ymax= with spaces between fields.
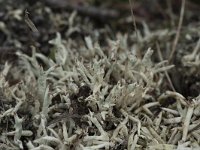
xmin=0 ymin=0 xmax=200 ymax=96
xmin=0 ymin=0 xmax=199 ymax=57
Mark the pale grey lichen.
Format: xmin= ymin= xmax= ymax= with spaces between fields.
xmin=0 ymin=27 xmax=200 ymax=150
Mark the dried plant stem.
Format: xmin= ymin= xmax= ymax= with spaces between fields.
xmin=131 ymin=134 xmax=138 ymax=150
xmin=154 ymin=111 xmax=162 ymax=130
xmin=24 ymin=10 xmax=39 ymax=33
xmin=167 ymin=0 xmax=175 ymax=26
xmin=164 ymin=117 xmax=182 ymax=124
xmin=191 ymin=132 xmax=200 ymax=141
xmin=148 ymin=126 xmax=165 ymax=144
xmin=4 ymin=130 xmax=33 ymax=136
xmin=183 ymin=38 xmax=200 ymax=63
xmin=135 ymin=102 xmax=159 ymax=115
xmin=192 ymin=38 xmax=200 ymax=55
xmin=172 ymin=131 xmax=182 ymax=145
xmin=129 ymin=0 xmax=138 ymax=40
xmin=166 ymin=91 xmax=188 ymax=106
xmin=168 ymin=0 xmax=186 ymax=63
xmin=161 ymin=107 xmax=179 ymax=116
xmin=121 ymin=109 xmax=141 ymax=135
xmin=168 ymin=128 xmax=178 ymax=144
xmin=156 ymin=42 xmax=175 ymax=91
xmin=182 ymin=106 xmax=194 ymax=141
xmin=45 ymin=0 xmax=119 ymax=21
xmin=188 ymin=120 xmax=200 ymax=133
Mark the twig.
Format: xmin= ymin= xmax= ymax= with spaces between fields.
xmin=166 ymin=0 xmax=175 ymax=26
xmin=161 ymin=107 xmax=179 ymax=115
xmin=182 ymin=106 xmax=194 ymax=142
xmin=148 ymin=126 xmax=165 ymax=144
xmin=24 ymin=10 xmax=39 ymax=33
xmin=156 ymin=42 xmax=176 ymax=91
xmin=164 ymin=117 xmax=182 ymax=124
xmin=47 ymin=113 xmax=81 ymax=126
xmin=168 ymin=0 xmax=186 ymax=63
xmin=45 ymin=0 xmax=119 ymax=21
xmin=168 ymin=128 xmax=178 ymax=144
xmin=129 ymin=0 xmax=138 ymax=40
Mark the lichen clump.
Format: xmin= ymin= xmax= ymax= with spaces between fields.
xmin=0 ymin=31 xmax=200 ymax=150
